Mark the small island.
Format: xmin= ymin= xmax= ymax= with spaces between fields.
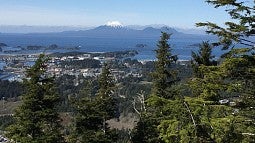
xmin=136 ymin=43 xmax=147 ymax=48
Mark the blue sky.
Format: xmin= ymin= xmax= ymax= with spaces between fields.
xmin=0 ymin=0 xmax=230 ymax=28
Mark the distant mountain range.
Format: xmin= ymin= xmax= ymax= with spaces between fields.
xmin=9 ymin=24 xmax=208 ymax=40
xmin=0 ymin=25 xmax=215 ymax=51
xmin=0 ymin=25 xmax=206 ymax=35
xmin=48 ymin=25 xmax=181 ymax=38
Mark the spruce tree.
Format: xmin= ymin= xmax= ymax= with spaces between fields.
xmin=7 ymin=54 xmax=65 ymax=143
xmin=132 ymin=32 xmax=179 ymax=143
xmin=72 ymin=63 xmax=118 ymax=143
xmin=191 ymin=0 xmax=255 ymax=142
xmin=133 ymin=1 xmax=255 ymax=142
xmin=191 ymin=41 xmax=217 ymax=77
xmin=152 ymin=32 xmax=178 ymax=99
xmin=96 ymin=63 xmax=118 ymax=142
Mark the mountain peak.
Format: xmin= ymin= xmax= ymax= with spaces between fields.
xmin=105 ymin=21 xmax=123 ymax=28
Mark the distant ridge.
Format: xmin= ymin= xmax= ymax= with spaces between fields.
xmin=0 ymin=24 xmax=208 ymax=35
xmin=24 ymin=25 xmax=185 ymax=39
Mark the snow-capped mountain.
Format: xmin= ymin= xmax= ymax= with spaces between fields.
xmin=22 ymin=23 xmax=194 ymax=39
xmin=105 ymin=21 xmax=123 ymax=28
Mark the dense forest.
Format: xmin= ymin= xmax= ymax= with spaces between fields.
xmin=0 ymin=0 xmax=254 ymax=142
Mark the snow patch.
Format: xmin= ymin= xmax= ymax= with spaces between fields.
xmin=106 ymin=21 xmax=123 ymax=27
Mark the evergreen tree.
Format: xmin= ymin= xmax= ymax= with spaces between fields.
xmin=72 ymin=63 xmax=118 ymax=143
xmin=191 ymin=41 xmax=217 ymax=77
xmin=189 ymin=0 xmax=255 ymax=142
xmin=187 ymin=53 xmax=255 ymax=142
xmin=137 ymin=1 xmax=255 ymax=142
xmin=7 ymin=54 xmax=65 ymax=143
xmin=152 ymin=32 xmax=178 ymax=99
xmin=132 ymin=32 xmax=179 ymax=143
xmin=98 ymin=63 xmax=115 ymax=99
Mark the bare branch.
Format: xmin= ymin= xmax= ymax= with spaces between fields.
xmin=183 ymin=101 xmax=196 ymax=127
xmin=132 ymin=99 xmax=141 ymax=116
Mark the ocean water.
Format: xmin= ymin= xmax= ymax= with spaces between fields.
xmin=0 ymin=34 xmax=224 ymax=60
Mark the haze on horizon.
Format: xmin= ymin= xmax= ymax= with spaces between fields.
xmin=0 ymin=0 xmax=230 ymax=29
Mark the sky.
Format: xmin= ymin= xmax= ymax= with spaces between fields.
xmin=0 ymin=0 xmax=231 ymax=28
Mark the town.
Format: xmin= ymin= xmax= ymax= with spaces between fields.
xmin=0 ymin=50 xmax=157 ymax=82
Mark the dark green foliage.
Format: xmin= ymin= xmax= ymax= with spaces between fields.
xmin=132 ymin=1 xmax=255 ymax=142
xmin=132 ymin=32 xmax=180 ymax=143
xmin=72 ymin=63 xmax=118 ymax=143
xmin=93 ymin=50 xmax=138 ymax=59
xmin=72 ymin=97 xmax=118 ymax=143
xmin=60 ymin=59 xmax=101 ymax=69
xmin=55 ymin=74 xmax=88 ymax=112
xmin=96 ymin=62 xmax=119 ymax=125
xmin=191 ymin=1 xmax=255 ymax=141
xmin=189 ymin=65 xmax=224 ymax=101
xmin=6 ymin=54 xmax=65 ymax=143
xmin=78 ymin=79 xmax=94 ymax=100
xmin=51 ymin=50 xmax=138 ymax=60
xmin=189 ymin=51 xmax=255 ymax=142
xmin=152 ymin=32 xmax=178 ymax=99
xmin=132 ymin=116 xmax=162 ymax=143
xmin=98 ymin=63 xmax=115 ymax=99
xmin=118 ymin=82 xmax=152 ymax=114
xmin=0 ymin=80 xmax=24 ymax=99
xmin=116 ymin=129 xmax=131 ymax=143
xmin=0 ymin=115 xmax=14 ymax=130
xmin=191 ymin=41 xmax=217 ymax=77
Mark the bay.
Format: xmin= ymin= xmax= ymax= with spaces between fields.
xmin=0 ymin=34 xmax=223 ymax=60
